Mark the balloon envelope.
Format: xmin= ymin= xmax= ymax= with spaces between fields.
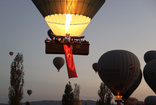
xmin=127 ymin=97 xmax=138 ymax=105
xmin=144 ymin=59 xmax=156 ymax=94
xmin=27 ymin=89 xmax=32 ymax=96
xmin=134 ymin=101 xmax=145 ymax=105
xmin=122 ymin=70 xmax=142 ymax=99
xmin=144 ymin=50 xmax=156 ymax=63
xmin=9 ymin=52 xmax=13 ymax=56
xmin=32 ymin=0 xmax=106 ymax=36
xmin=144 ymin=95 xmax=156 ymax=105
xmin=53 ymin=57 xmax=65 ymax=71
xmin=72 ymin=98 xmax=82 ymax=105
xmin=98 ymin=50 xmax=140 ymax=97
xmin=92 ymin=63 xmax=100 ymax=72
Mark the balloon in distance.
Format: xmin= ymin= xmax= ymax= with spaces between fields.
xmin=143 ymin=59 xmax=156 ymax=94
xmin=27 ymin=89 xmax=32 ymax=96
xmin=134 ymin=101 xmax=145 ymax=105
xmin=53 ymin=57 xmax=65 ymax=72
xmin=144 ymin=50 xmax=156 ymax=63
xmin=16 ymin=69 xmax=23 ymax=76
xmin=92 ymin=62 xmax=101 ymax=73
xmin=127 ymin=97 xmax=138 ymax=105
xmin=9 ymin=51 xmax=14 ymax=56
xmin=144 ymin=95 xmax=156 ymax=105
xmin=98 ymin=50 xmax=140 ymax=99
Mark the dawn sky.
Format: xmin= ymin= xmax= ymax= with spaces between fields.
xmin=0 ymin=0 xmax=156 ymax=103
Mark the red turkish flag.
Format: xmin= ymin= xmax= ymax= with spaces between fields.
xmin=63 ymin=44 xmax=78 ymax=78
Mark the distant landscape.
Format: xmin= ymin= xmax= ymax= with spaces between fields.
xmin=0 ymin=100 xmax=97 ymax=105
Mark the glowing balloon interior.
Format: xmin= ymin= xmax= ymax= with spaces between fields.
xmin=45 ymin=14 xmax=91 ymax=36
xmin=32 ymin=0 xmax=106 ymax=36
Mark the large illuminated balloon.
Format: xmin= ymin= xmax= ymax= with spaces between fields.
xmin=27 ymin=89 xmax=32 ymax=96
xmin=122 ymin=70 xmax=142 ymax=99
xmin=53 ymin=57 xmax=65 ymax=72
xmin=98 ymin=50 xmax=140 ymax=98
xmin=143 ymin=59 xmax=156 ymax=93
xmin=92 ymin=63 xmax=100 ymax=73
xmin=9 ymin=52 xmax=14 ymax=56
xmin=144 ymin=96 xmax=156 ymax=105
xmin=134 ymin=101 xmax=145 ymax=105
xmin=32 ymin=0 xmax=106 ymax=37
xmin=144 ymin=50 xmax=156 ymax=63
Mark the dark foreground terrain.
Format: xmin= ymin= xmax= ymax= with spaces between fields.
xmin=0 ymin=100 xmax=96 ymax=105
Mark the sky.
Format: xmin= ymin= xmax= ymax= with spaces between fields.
xmin=0 ymin=0 xmax=156 ymax=104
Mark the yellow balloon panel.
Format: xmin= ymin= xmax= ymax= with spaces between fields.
xmin=45 ymin=14 xmax=91 ymax=36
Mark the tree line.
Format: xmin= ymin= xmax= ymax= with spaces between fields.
xmin=8 ymin=53 xmax=113 ymax=105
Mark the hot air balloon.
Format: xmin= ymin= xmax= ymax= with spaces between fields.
xmin=16 ymin=69 xmax=23 ymax=76
xmin=32 ymin=0 xmax=106 ymax=55
xmin=144 ymin=95 xmax=156 ymax=105
xmin=72 ymin=98 xmax=82 ymax=105
xmin=53 ymin=57 xmax=65 ymax=72
xmin=9 ymin=52 xmax=14 ymax=56
xmin=122 ymin=70 xmax=142 ymax=100
xmin=127 ymin=97 xmax=138 ymax=105
xmin=98 ymin=50 xmax=140 ymax=104
xmin=144 ymin=50 xmax=156 ymax=63
xmin=134 ymin=101 xmax=145 ymax=105
xmin=143 ymin=59 xmax=156 ymax=93
xmin=92 ymin=63 xmax=100 ymax=73
xmin=27 ymin=89 xmax=32 ymax=96
xmin=32 ymin=0 xmax=106 ymax=37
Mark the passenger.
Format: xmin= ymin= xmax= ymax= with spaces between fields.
xmin=46 ymin=38 xmax=50 ymax=42
xmin=60 ymin=38 xmax=64 ymax=43
xmin=55 ymin=37 xmax=60 ymax=43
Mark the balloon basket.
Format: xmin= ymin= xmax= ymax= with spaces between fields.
xmin=45 ymin=40 xmax=89 ymax=55
xmin=115 ymin=100 xmax=122 ymax=105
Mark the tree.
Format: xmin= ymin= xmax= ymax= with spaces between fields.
xmin=62 ymin=82 xmax=74 ymax=105
xmin=85 ymin=102 xmax=87 ymax=105
xmin=97 ymin=82 xmax=113 ymax=105
xmin=26 ymin=101 xmax=30 ymax=105
xmin=8 ymin=53 xmax=24 ymax=105
xmin=73 ymin=83 xmax=80 ymax=98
